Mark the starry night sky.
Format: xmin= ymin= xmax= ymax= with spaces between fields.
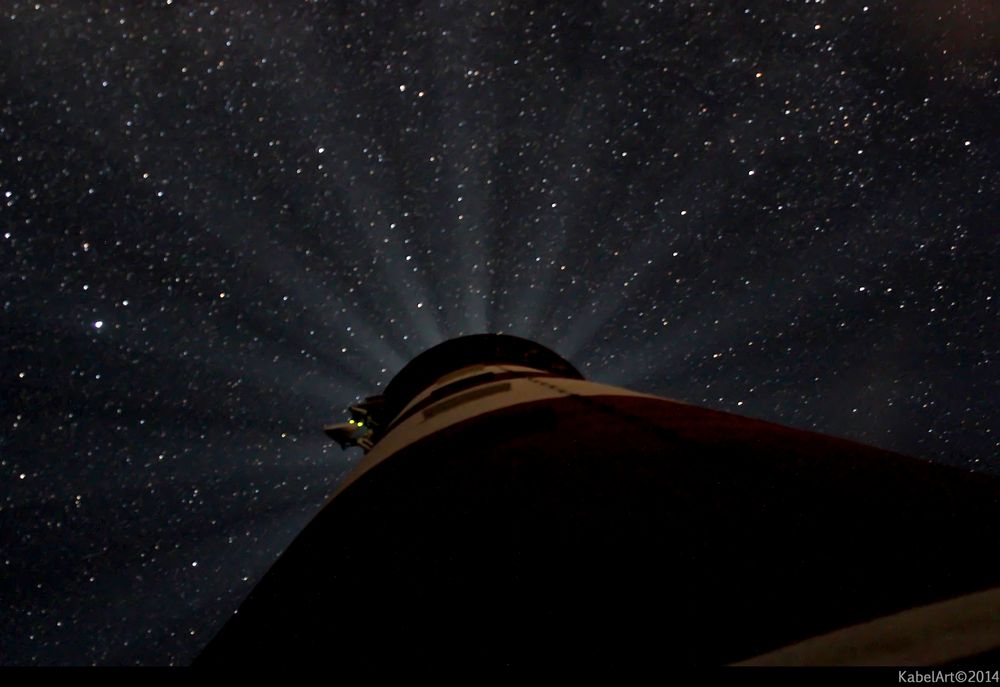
xmin=1 ymin=0 xmax=997 ymax=666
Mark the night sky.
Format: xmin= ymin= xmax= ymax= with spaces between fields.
xmin=2 ymin=0 xmax=997 ymax=666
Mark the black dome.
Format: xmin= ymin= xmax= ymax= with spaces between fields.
xmin=380 ymin=333 xmax=582 ymax=423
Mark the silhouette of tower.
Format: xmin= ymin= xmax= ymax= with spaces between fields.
xmin=197 ymin=334 xmax=1000 ymax=667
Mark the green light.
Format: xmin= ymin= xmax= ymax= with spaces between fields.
xmin=349 ymin=419 xmax=356 ymax=424
xmin=357 ymin=422 xmax=364 ymax=427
